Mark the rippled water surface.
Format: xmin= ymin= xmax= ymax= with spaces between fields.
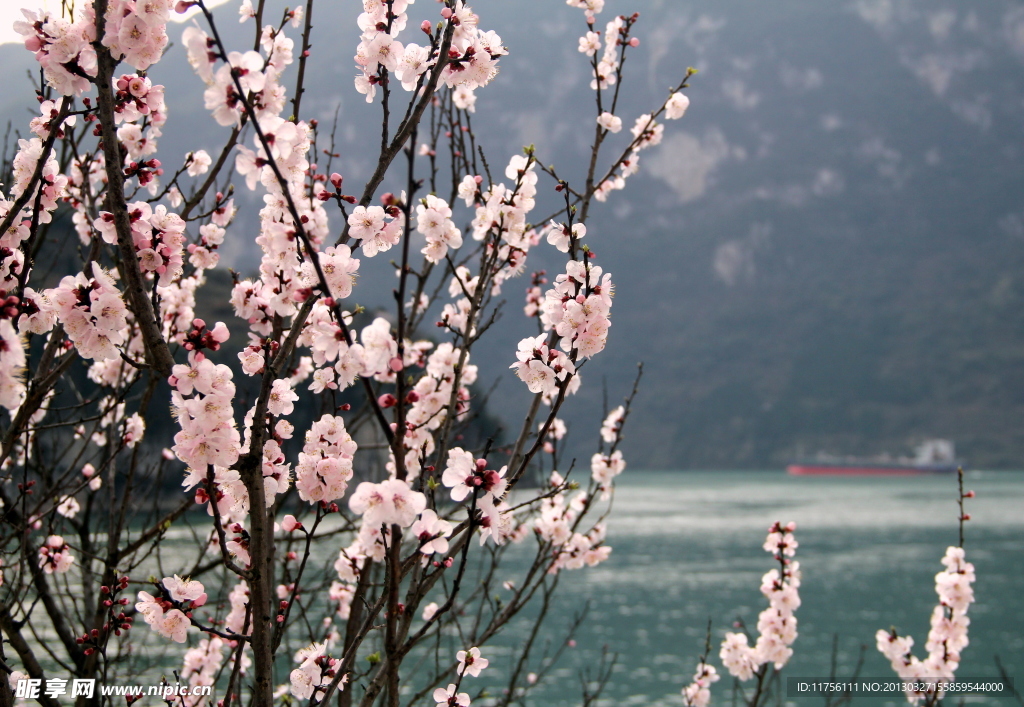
xmin=488 ymin=470 xmax=1024 ymax=707
xmin=20 ymin=470 xmax=1021 ymax=706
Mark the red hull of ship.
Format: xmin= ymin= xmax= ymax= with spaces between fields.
xmin=787 ymin=464 xmax=956 ymax=476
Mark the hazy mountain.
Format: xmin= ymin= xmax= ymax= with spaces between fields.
xmin=3 ymin=0 xmax=1024 ymax=468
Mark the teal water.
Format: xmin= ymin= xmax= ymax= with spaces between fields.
xmin=484 ymin=470 xmax=1024 ymax=707
xmin=20 ymin=470 xmax=1020 ymax=705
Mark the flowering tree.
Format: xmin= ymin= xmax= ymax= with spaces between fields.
xmin=0 ymin=0 xmax=694 ymax=705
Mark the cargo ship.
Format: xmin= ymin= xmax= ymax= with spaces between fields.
xmin=787 ymin=439 xmax=959 ymax=476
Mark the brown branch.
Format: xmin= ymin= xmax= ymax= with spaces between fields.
xmin=0 ymin=607 xmax=61 ymax=707
xmin=91 ymin=0 xmax=175 ymax=376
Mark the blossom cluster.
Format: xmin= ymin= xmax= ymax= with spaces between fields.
xmin=590 ymin=449 xmax=625 ymax=499
xmin=465 ymin=154 xmax=539 ymax=285
xmin=681 ymin=661 xmax=720 ymax=707
xmin=566 ymin=0 xmax=607 ymax=25
xmin=442 ymin=448 xmax=506 ymax=503
xmin=13 ymin=8 xmax=97 ymax=95
xmin=0 ymin=318 xmax=27 ymax=412
xmin=355 ymin=0 xmax=427 ymax=102
xmin=397 ymin=342 xmax=477 ymax=479
xmin=102 ymin=0 xmax=173 ymax=71
xmin=349 ymin=478 xmax=426 ymax=530
xmin=112 ymin=73 xmax=168 ymax=171
xmin=353 ymin=0 xmax=507 ymax=103
xmin=327 ymin=476 xmax=427 ymax=599
xmin=174 ymin=347 xmax=247 ymax=524
xmin=511 ymin=255 xmax=613 ymax=398
xmin=432 ymin=647 xmax=489 ymax=705
xmin=349 ymin=203 xmax=404 ymax=259
xmin=720 ymin=522 xmax=800 ymax=680
xmin=416 ymin=195 xmax=462 ymax=264
xmin=876 ymin=546 xmax=976 ymax=703
xmin=37 ymin=535 xmax=74 ymax=574
xmin=441 ymin=448 xmax=517 ymax=545
xmin=224 ymin=581 xmax=251 ymax=636
xmin=184 ymin=197 xmax=233 ymax=274
xmin=4 ymin=132 xmax=68 ymax=231
xmin=294 ymin=309 xmax=399 ymax=397
xmin=535 ymin=472 xmax=610 ymax=573
xmin=95 ymin=202 xmax=186 ymax=286
xmin=189 ymin=19 xmax=294 ymax=128
xmin=439 ymin=4 xmax=507 ymax=92
xmin=181 ymin=637 xmax=228 ymax=706
xmin=290 ymin=643 xmax=338 ymax=701
xmin=600 ymin=404 xmax=625 ymax=443
xmin=135 ymin=575 xmax=207 ymax=644
xmin=586 ymin=15 xmax=626 ymax=92
xmin=43 ymin=263 xmax=130 ymax=361
xmin=511 ymin=334 xmax=577 ymax=399
xmin=591 ymin=405 xmax=628 ymax=500
xmin=543 ymin=258 xmax=614 ymax=359
xmin=295 ymin=414 xmax=357 ymax=504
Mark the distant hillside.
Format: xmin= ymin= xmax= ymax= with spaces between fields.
xmin=4 ymin=0 xmax=1024 ymax=469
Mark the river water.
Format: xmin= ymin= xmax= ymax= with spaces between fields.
xmin=16 ymin=470 xmax=1021 ymax=706
xmin=486 ymin=469 xmax=1024 ymax=707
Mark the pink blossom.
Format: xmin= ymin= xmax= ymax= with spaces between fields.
xmin=37 ymin=535 xmax=74 ymax=574
xmin=456 ymin=647 xmax=489 ymax=677
xmin=591 ymin=450 xmax=625 ymax=497
xmin=597 ymin=111 xmax=622 ymax=133
xmin=163 ymin=575 xmax=207 ymax=606
xmin=159 ymin=609 xmax=190 ymax=643
xmin=186 ymin=149 xmax=212 ymax=176
xmin=267 ymin=379 xmax=298 ymax=417
xmin=681 ymin=662 xmax=720 ymax=707
xmin=665 ymin=91 xmax=691 ymax=119
xmin=0 ymin=321 xmax=26 ymax=411
xmin=410 ymin=510 xmax=453 ymax=555
xmin=433 ymin=684 xmax=470 ymax=706
xmin=290 ymin=643 xmax=337 ymax=700
xmin=56 ymin=496 xmax=80 ymax=518
xmin=442 ymin=448 xmax=507 ymax=503
xmin=416 ymin=195 xmax=462 ymax=263
xmin=600 ymin=405 xmax=625 ymax=443
xmin=578 ymin=31 xmax=601 ymax=57
xmin=348 ymin=479 xmax=426 ymax=528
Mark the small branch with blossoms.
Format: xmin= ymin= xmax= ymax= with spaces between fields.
xmin=674 ymin=477 xmax=980 ymax=707
xmin=876 ymin=479 xmax=975 ymax=706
